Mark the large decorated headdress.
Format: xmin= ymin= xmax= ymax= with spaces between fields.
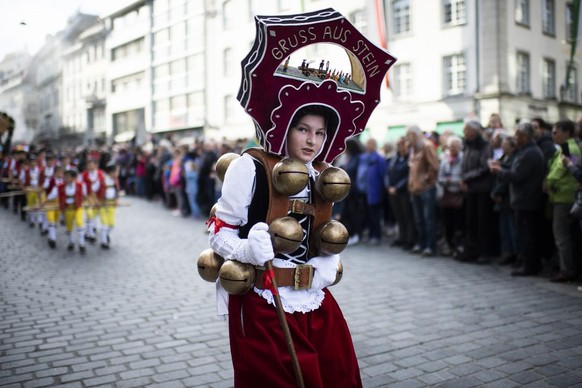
xmin=237 ymin=8 xmax=396 ymax=163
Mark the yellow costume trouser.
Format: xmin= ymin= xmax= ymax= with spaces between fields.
xmin=26 ymin=192 xmax=39 ymax=207
xmin=64 ymin=208 xmax=84 ymax=232
xmin=46 ymin=200 xmax=60 ymax=242
xmin=26 ymin=191 xmax=40 ymax=224
xmin=99 ymin=205 xmax=116 ymax=227
xmin=86 ymin=196 xmax=98 ymax=237
xmin=46 ymin=200 xmax=60 ymax=223
xmin=64 ymin=207 xmax=86 ymax=246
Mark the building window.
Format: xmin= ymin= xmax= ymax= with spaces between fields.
xmin=565 ymin=65 xmax=578 ymax=102
xmin=516 ymin=52 xmax=530 ymax=94
xmin=350 ymin=10 xmax=368 ymax=37
xmin=443 ymin=0 xmax=466 ymax=25
xmin=393 ymin=63 xmax=412 ymax=98
xmin=542 ymin=0 xmax=555 ymax=36
xmin=566 ymin=3 xmax=576 ymax=43
xmin=223 ymin=48 xmax=233 ymax=77
xmin=392 ymin=0 xmax=410 ymax=35
xmin=542 ymin=58 xmax=556 ymax=98
xmin=515 ymin=0 xmax=530 ymax=26
xmin=223 ymin=0 xmax=234 ymax=29
xmin=443 ymin=54 xmax=466 ymax=95
xmin=224 ymin=95 xmax=235 ymax=121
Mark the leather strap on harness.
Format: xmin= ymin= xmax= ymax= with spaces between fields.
xmin=243 ymin=148 xmax=332 ymax=257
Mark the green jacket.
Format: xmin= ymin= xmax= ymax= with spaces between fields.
xmin=546 ymin=138 xmax=581 ymax=204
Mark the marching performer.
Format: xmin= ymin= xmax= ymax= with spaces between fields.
xmin=58 ymin=169 xmax=86 ymax=253
xmin=38 ymin=153 xmax=57 ymax=235
xmin=81 ymin=158 xmax=105 ymax=243
xmin=203 ymin=9 xmax=395 ymax=388
xmin=20 ymin=154 xmax=43 ymax=228
xmin=44 ymin=165 xmax=64 ymax=248
xmin=97 ymin=163 xmax=120 ymax=249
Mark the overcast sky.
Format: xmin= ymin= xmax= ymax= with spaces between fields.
xmin=0 ymin=0 xmax=119 ymax=60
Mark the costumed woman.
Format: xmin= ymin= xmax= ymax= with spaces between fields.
xmin=201 ymin=8 xmax=396 ymax=388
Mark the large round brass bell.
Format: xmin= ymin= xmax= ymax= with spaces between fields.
xmin=268 ymin=216 xmax=303 ymax=254
xmin=219 ymin=260 xmax=256 ymax=295
xmin=197 ymin=249 xmax=225 ymax=282
xmin=316 ymin=167 xmax=351 ymax=202
xmin=315 ymin=220 xmax=349 ymax=255
xmin=216 ymin=153 xmax=240 ymax=182
xmin=331 ymin=260 xmax=343 ymax=286
xmin=272 ymin=158 xmax=309 ymax=195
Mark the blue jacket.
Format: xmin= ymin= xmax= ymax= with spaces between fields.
xmin=357 ymin=151 xmax=386 ymax=205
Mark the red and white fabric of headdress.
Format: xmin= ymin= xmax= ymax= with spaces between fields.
xmin=237 ymin=8 xmax=397 ymax=163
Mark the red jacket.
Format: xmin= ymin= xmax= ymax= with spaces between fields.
xmin=58 ymin=181 xmax=84 ymax=209
xmin=81 ymin=169 xmax=105 ymax=196
xmin=97 ymin=177 xmax=120 ymax=201
xmin=22 ymin=166 xmax=42 ymax=187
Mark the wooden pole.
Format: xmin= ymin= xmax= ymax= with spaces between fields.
xmin=264 ymin=260 xmax=305 ymax=388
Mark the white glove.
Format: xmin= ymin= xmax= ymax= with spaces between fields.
xmin=309 ymin=254 xmax=340 ymax=290
xmin=244 ymin=222 xmax=275 ymax=266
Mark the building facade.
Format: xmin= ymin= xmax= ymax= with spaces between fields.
xmin=377 ymin=0 xmax=582 ymax=142
xmin=2 ymin=0 xmax=581 ymax=147
xmin=0 ymin=52 xmax=34 ymax=143
xmin=62 ymin=20 xmax=108 ymax=146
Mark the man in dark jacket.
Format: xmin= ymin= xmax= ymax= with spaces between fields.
xmin=460 ymin=119 xmax=497 ymax=262
xmin=490 ymin=122 xmax=545 ymax=276
xmin=531 ymin=117 xmax=557 ymax=263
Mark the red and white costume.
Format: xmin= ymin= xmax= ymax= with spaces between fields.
xmin=205 ymin=8 xmax=395 ymax=387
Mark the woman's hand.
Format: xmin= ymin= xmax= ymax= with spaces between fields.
xmin=309 ymin=254 xmax=340 ymax=290
xmin=246 ymin=223 xmax=275 ymax=266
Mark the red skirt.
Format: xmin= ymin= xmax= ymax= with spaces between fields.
xmin=228 ymin=288 xmax=362 ymax=388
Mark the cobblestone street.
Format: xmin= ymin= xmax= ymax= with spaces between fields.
xmin=1 ymin=198 xmax=582 ymax=387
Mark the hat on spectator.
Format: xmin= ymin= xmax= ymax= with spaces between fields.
xmin=237 ymin=8 xmax=396 ymax=163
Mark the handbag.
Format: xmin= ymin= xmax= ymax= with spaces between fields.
xmin=570 ymin=190 xmax=582 ymax=219
xmin=438 ymin=190 xmax=464 ymax=208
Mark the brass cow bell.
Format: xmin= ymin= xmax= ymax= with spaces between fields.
xmin=272 ymin=158 xmax=309 ymax=196
xmin=216 ymin=153 xmax=240 ymax=182
xmin=219 ymin=260 xmax=256 ymax=295
xmin=268 ymin=216 xmax=303 ymax=254
xmin=197 ymin=249 xmax=225 ymax=282
xmin=316 ymin=167 xmax=351 ymax=202
xmin=315 ymin=220 xmax=349 ymax=255
xmin=331 ymin=260 xmax=343 ymax=286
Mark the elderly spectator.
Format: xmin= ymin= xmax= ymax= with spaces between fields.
xmin=532 ymin=117 xmax=556 ymax=166
xmin=491 ymin=136 xmax=518 ymax=265
xmin=356 ymin=138 xmax=386 ymax=245
xmin=490 ymin=122 xmax=545 ymax=276
xmin=437 ymin=136 xmax=464 ymax=257
xmin=407 ymin=125 xmax=440 ymax=256
xmin=387 ymin=137 xmax=416 ymax=250
xmin=545 ymin=120 xmax=581 ymax=282
xmin=460 ymin=118 xmax=497 ymax=263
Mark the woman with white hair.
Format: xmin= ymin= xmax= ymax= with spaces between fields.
xmin=437 ymin=136 xmax=464 ymax=256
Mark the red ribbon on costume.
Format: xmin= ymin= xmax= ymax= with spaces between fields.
xmin=206 ymin=217 xmax=239 ymax=233
xmin=263 ymin=268 xmax=278 ymax=296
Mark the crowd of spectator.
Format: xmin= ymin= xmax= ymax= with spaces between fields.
xmin=334 ymin=114 xmax=582 ymax=284
xmin=18 ymin=113 xmax=582 ymax=285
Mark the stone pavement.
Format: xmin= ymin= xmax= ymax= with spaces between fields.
xmin=1 ymin=198 xmax=582 ymax=388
